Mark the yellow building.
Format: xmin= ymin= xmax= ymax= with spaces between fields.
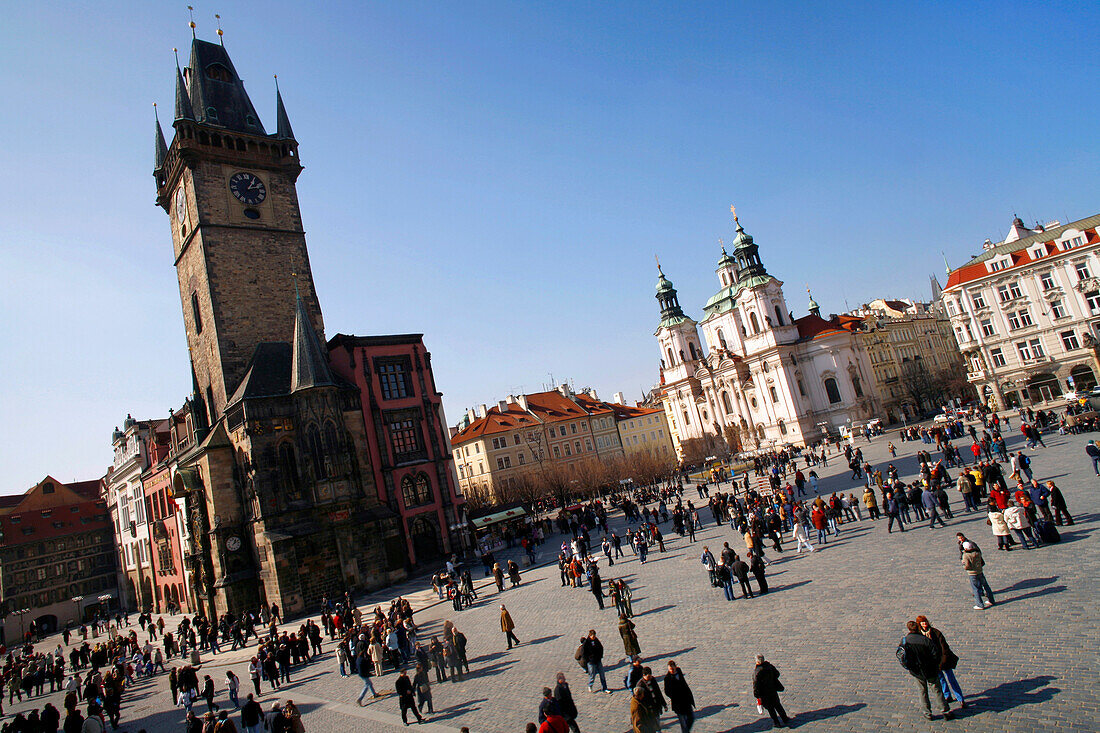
xmin=612 ymin=404 xmax=675 ymax=459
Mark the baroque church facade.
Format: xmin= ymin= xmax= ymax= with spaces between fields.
xmin=152 ymin=37 xmax=406 ymax=617
xmin=656 ymin=212 xmax=880 ymax=454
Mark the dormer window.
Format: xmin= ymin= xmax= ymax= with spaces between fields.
xmin=204 ymin=63 xmax=233 ymax=83
xmin=1031 ymin=247 xmax=1046 ymax=259
xmin=987 ymin=257 xmax=1011 ymax=273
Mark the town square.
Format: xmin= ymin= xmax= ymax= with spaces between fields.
xmin=2 ymin=3 xmax=1099 ymax=732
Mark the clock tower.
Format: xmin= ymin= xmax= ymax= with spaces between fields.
xmin=152 ymin=37 xmax=406 ymax=618
xmin=155 ymin=38 xmax=322 ymax=424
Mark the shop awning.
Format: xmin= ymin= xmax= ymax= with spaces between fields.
xmin=470 ymin=507 xmax=528 ymax=529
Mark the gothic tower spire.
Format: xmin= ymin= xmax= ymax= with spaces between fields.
xmin=274 ymin=76 xmax=295 ymax=140
xmin=153 ymin=104 xmax=169 ymax=175
xmin=290 ymin=287 xmax=334 ymax=392
xmin=174 ymin=51 xmax=195 ymax=122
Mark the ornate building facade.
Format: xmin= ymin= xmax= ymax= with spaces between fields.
xmin=942 ymin=213 xmax=1100 ymax=408
xmin=656 ymin=212 xmax=879 ymax=454
xmin=153 ymin=37 xmax=404 ymax=618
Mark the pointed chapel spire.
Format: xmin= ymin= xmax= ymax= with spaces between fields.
xmin=274 ymin=76 xmax=295 ymax=140
xmin=174 ymin=51 xmax=195 ymax=121
xmin=290 ymin=286 xmax=334 ymax=392
xmin=153 ymin=104 xmax=169 ymax=174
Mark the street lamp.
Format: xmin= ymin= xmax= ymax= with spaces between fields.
xmin=71 ymin=596 xmax=84 ymax=625
xmin=13 ymin=608 xmax=30 ymax=639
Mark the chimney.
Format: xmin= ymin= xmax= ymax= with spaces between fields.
xmin=498 ymin=400 xmax=508 ymax=413
xmin=449 ymin=426 xmax=458 ymax=439
xmin=466 ymin=408 xmax=477 ymax=423
xmin=478 ymin=404 xmax=488 ymax=418
xmin=517 ymin=394 xmax=528 ymax=411
xmin=506 ymin=394 xmax=516 ymax=405
xmin=613 ymin=391 xmax=625 ymax=405
xmin=558 ymin=383 xmax=572 ymax=397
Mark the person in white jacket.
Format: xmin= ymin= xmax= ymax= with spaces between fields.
xmin=1003 ymin=501 xmax=1038 ymax=549
xmin=987 ymin=506 xmax=1011 ymax=551
xmin=791 ymin=521 xmax=814 ymax=554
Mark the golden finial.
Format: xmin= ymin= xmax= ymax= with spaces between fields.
xmin=655 ymin=254 xmax=662 ymax=275
xmin=153 ymin=101 xmax=159 ymax=121
xmin=187 ymin=6 xmax=196 ymax=38
xmin=215 ymin=13 xmax=223 ymax=44
xmin=730 ymin=205 xmax=738 ymax=223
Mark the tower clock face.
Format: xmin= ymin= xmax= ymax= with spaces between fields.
xmin=225 ymin=535 xmax=242 ymax=552
xmin=229 ymin=172 xmax=266 ymax=205
xmin=175 ymin=187 xmax=187 ymax=223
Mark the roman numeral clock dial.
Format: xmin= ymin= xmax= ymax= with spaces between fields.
xmin=229 ymin=171 xmax=267 ymax=206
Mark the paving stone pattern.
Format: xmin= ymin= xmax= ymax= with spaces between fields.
xmin=7 ymin=419 xmax=1100 ymax=732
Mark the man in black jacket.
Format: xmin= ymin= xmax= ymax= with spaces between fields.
xmin=581 ymin=630 xmax=611 ymax=694
xmin=395 ymin=669 xmax=425 ymax=725
xmin=901 ymin=620 xmax=955 ymax=721
xmin=639 ymin=667 xmax=667 ymax=717
xmin=731 ymin=555 xmax=755 ymax=599
xmin=752 ymin=655 xmax=790 ymax=728
xmin=663 ymin=660 xmax=696 ymax=732
xmin=553 ymin=672 xmax=580 ymax=733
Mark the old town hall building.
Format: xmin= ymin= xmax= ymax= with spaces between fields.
xmin=656 ymin=211 xmax=879 ymax=452
xmin=151 ymin=37 xmax=410 ymax=617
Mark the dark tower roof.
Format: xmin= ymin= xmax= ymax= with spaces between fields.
xmin=174 ymin=61 xmax=195 ymax=121
xmin=153 ymin=109 xmax=169 ymax=174
xmin=275 ymin=81 xmax=295 ymax=140
xmin=185 ymin=38 xmax=266 ymax=134
xmin=290 ymin=291 xmax=334 ymax=392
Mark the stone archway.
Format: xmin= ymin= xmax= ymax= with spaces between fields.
xmin=1070 ymin=364 xmax=1097 ymax=391
xmin=409 ymin=514 xmax=443 ymax=566
xmin=1025 ymin=372 xmax=1059 ymax=404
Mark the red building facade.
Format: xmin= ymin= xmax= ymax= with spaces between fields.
xmin=140 ymin=421 xmax=190 ymax=614
xmin=328 ymin=334 xmax=466 ymax=566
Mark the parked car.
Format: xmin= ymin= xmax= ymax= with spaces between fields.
xmin=933 ymin=413 xmax=951 ymax=424
xmin=1063 ymin=391 xmax=1086 ymax=402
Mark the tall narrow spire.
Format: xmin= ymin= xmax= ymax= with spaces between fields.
xmin=274 ymin=75 xmax=295 ymax=140
xmin=153 ymin=103 xmax=169 ymax=174
xmin=290 ymin=288 xmax=334 ymax=392
xmin=173 ymin=50 xmax=195 ymax=121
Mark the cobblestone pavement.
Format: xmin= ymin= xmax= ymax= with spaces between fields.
xmin=8 ymin=419 xmax=1100 ymax=732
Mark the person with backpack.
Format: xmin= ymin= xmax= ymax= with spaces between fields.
xmin=581 ymin=630 xmax=611 ymax=694
xmin=898 ymin=620 xmax=955 ymax=720
xmin=915 ymin=615 xmax=966 ymax=709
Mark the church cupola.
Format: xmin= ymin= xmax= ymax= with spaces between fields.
xmin=716 ymin=241 xmax=738 ymax=289
xmin=656 ymin=263 xmax=687 ymax=327
xmin=730 ymin=209 xmax=769 ymax=287
xmin=807 ymin=288 xmax=821 ymax=316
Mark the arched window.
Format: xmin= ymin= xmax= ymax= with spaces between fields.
xmin=682 ymin=410 xmax=691 ymax=426
xmin=324 ymin=422 xmax=340 ymax=453
xmin=415 ymin=473 xmax=434 ymax=505
xmin=721 ymin=391 xmax=733 ymax=414
xmin=774 ymin=306 xmax=785 ymax=326
xmin=307 ymin=425 xmax=326 ymax=479
xmin=852 ymin=375 xmax=864 ymax=398
xmin=824 ymin=378 xmax=842 ymax=404
xmin=717 ymin=329 xmax=727 ymax=349
xmin=401 ymin=476 xmax=418 ymax=508
xmin=778 ymin=419 xmax=788 ymax=435
xmin=278 ymin=442 xmax=299 ymax=490
xmin=667 ymin=347 xmax=675 ymax=365
xmin=689 ymin=342 xmax=700 ymax=360
xmin=749 ymin=312 xmax=760 ymax=334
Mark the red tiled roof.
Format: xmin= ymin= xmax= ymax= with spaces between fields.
xmin=794 ymin=314 xmax=856 ymax=341
xmin=944 ymin=219 xmax=1100 ymax=290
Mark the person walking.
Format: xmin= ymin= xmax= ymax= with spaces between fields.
xmin=752 ymin=655 xmax=790 ymax=728
xmin=748 ymin=551 xmax=769 ymax=595
xmin=884 ymin=492 xmax=905 ymax=533
xmin=915 ymin=615 xmax=966 ymax=708
xmin=630 ymin=685 xmax=659 ymax=733
xmin=618 ymin=614 xmax=641 ymax=663
xmin=225 ymin=670 xmax=241 ymax=709
xmin=1003 ymin=501 xmax=1039 ymax=549
xmin=1086 ymin=440 xmax=1100 ymax=476
xmin=922 ymin=486 xmax=946 ymax=528
xmin=395 ymin=669 xmax=425 ymax=725
xmin=355 ymin=650 xmax=380 ymax=706
xmin=961 ymin=541 xmax=995 ymax=609
xmin=790 ymin=521 xmax=814 ymax=554
xmin=240 ymin=694 xmax=263 ymax=733
xmin=899 ymin=620 xmax=955 ymax=721
xmin=500 ymin=605 xmax=520 ymax=650
xmin=663 ymin=660 xmax=696 ymax=732
xmin=413 ymin=662 xmax=433 ymax=715
xmin=202 ymin=674 xmax=220 ymax=713
xmin=715 ymin=560 xmax=735 ymax=601
xmin=581 ymin=630 xmax=612 ymax=694
xmin=1046 ymin=481 xmax=1074 ymax=526
xmin=552 ymin=672 xmax=580 ymax=733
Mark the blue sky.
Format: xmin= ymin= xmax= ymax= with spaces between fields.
xmin=2 ymin=2 xmax=1098 ymax=490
